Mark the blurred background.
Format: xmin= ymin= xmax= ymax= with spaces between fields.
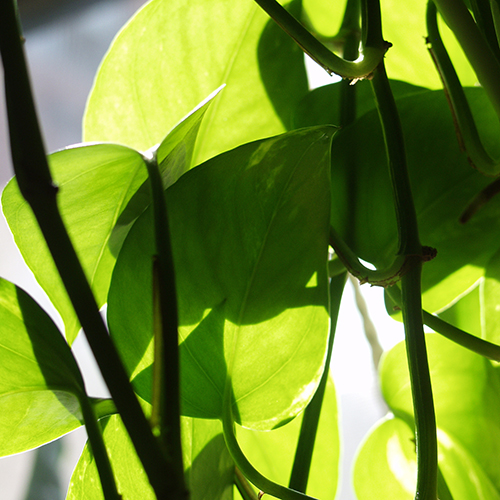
xmin=0 ymin=1 xmax=404 ymax=498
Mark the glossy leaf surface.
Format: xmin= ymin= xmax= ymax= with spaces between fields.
xmin=2 ymin=93 xmax=215 ymax=343
xmin=237 ymin=377 xmax=339 ymax=499
xmin=108 ymin=127 xmax=333 ymax=429
xmin=84 ymin=0 xmax=308 ymax=164
xmin=0 ymin=278 xmax=84 ymax=456
xmin=67 ymin=414 xmax=233 ymax=500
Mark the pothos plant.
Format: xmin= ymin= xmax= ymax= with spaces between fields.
xmin=1 ymin=0 xmax=500 ymax=498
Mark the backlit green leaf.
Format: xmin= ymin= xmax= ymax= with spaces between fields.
xmin=293 ymin=79 xmax=428 ymax=129
xmin=237 ymin=377 xmax=339 ymax=499
xmin=67 ymin=414 xmax=234 ymax=500
xmin=0 ymin=278 xmax=84 ymax=456
xmin=301 ymin=0 xmax=477 ymax=89
xmin=84 ymin=0 xmax=308 ymax=165
xmin=354 ymin=417 xmax=500 ymax=500
xmin=380 ymin=334 xmax=500 ymax=491
xmin=2 ymin=92 xmax=217 ymax=343
xmin=108 ymin=127 xmax=334 ymax=429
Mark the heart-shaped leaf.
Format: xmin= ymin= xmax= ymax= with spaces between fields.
xmin=353 ymin=417 xmax=500 ymax=500
xmin=84 ymin=0 xmax=308 ymax=165
xmin=2 ymin=92 xmax=218 ymax=343
xmin=108 ymin=126 xmax=334 ymax=429
xmin=380 ymin=334 xmax=500 ymax=492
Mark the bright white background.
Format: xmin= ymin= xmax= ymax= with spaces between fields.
xmin=0 ymin=2 xmax=405 ymax=498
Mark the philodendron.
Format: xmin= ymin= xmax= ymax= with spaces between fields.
xmin=2 ymin=0 xmax=500 ymax=499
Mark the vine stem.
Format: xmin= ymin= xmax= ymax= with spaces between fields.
xmin=426 ymin=0 xmax=500 ymax=176
xmin=386 ymin=285 xmax=500 ymax=361
xmin=401 ymin=264 xmax=438 ymax=500
xmin=146 ymin=152 xmax=187 ymax=499
xmin=222 ymin=381 xmax=319 ymax=500
xmin=0 ymin=2 xmax=171 ymax=497
xmin=370 ymin=40 xmax=438 ymax=500
xmin=432 ymin=0 xmax=500 ymax=122
xmin=252 ymin=0 xmax=390 ymax=79
xmin=288 ymin=273 xmax=346 ymax=493
xmin=79 ymin=395 xmax=121 ymax=500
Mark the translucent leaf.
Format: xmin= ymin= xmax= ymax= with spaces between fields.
xmin=302 ymin=0 xmax=477 ymax=89
xmin=353 ymin=418 xmax=415 ymax=500
xmin=67 ymin=414 xmax=234 ymax=500
xmin=108 ymin=127 xmax=334 ymax=429
xmin=293 ymin=78 xmax=428 ymax=129
xmin=237 ymin=377 xmax=339 ymax=499
xmin=380 ymin=334 xmax=500 ymax=491
xmin=2 ymin=92 xmax=216 ymax=343
xmin=0 ymin=278 xmax=84 ymax=456
xmin=354 ymin=418 xmax=500 ymax=500
xmin=83 ymin=0 xmax=308 ymax=165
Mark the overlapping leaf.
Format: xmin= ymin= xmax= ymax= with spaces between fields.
xmin=293 ymin=79 xmax=428 ymax=129
xmin=237 ymin=377 xmax=339 ymax=499
xmin=353 ymin=418 xmax=500 ymax=500
xmin=354 ymin=334 xmax=500 ymax=498
xmin=303 ymin=0 xmax=477 ymax=89
xmin=2 ymin=93 xmax=217 ymax=343
xmin=68 ymin=408 xmax=234 ymax=500
xmin=0 ymin=278 xmax=85 ymax=456
xmin=328 ymin=86 xmax=500 ymax=312
xmin=84 ymin=0 xmax=308 ymax=165
xmin=107 ymin=127 xmax=334 ymax=430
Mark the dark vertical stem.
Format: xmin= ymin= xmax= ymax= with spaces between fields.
xmin=401 ymin=264 xmax=438 ymax=500
xmin=146 ymin=154 xmax=187 ymax=499
xmin=288 ymin=273 xmax=346 ymax=492
xmin=79 ymin=395 xmax=121 ymax=500
xmin=370 ymin=60 xmax=437 ymax=500
xmin=370 ymin=64 xmax=420 ymax=256
xmin=0 ymin=2 xmax=171 ymax=498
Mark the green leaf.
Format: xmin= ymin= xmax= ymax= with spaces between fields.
xmin=237 ymin=376 xmax=339 ymax=499
xmin=0 ymin=278 xmax=85 ymax=456
xmin=380 ymin=0 xmax=478 ymax=89
xmin=302 ymin=0 xmax=346 ymax=37
xmin=2 ymin=144 xmax=147 ymax=342
xmin=481 ymin=248 xmax=500 ymax=345
xmin=302 ymin=0 xmax=477 ymax=89
xmin=353 ymin=417 xmax=500 ymax=500
xmin=182 ymin=418 xmax=235 ymax=500
xmin=380 ymin=334 xmax=500 ymax=491
xmin=331 ymin=87 xmax=500 ymax=311
xmin=84 ymin=0 xmax=308 ymax=165
xmin=353 ymin=418 xmax=415 ymax=500
xmin=293 ymin=79 xmax=428 ymax=129
xmin=67 ymin=414 xmax=234 ymax=500
xmin=2 ymin=92 xmax=217 ymax=343
xmin=108 ymin=127 xmax=334 ymax=429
